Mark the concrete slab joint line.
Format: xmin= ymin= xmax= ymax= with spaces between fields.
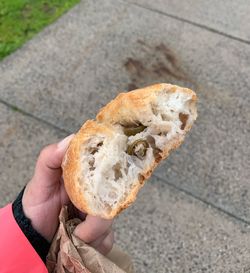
xmin=1 ymin=94 xmax=249 ymax=227
xmin=0 ymin=99 xmax=70 ymax=134
xmin=154 ymin=174 xmax=250 ymax=226
xmin=124 ymin=0 xmax=250 ymax=45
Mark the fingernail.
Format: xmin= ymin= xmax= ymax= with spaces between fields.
xmin=57 ymin=134 xmax=75 ymax=151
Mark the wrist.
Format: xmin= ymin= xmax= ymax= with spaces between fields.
xmin=12 ymin=187 xmax=50 ymax=261
xmin=22 ymin=205 xmax=52 ymax=242
xmin=22 ymin=185 xmax=55 ymax=242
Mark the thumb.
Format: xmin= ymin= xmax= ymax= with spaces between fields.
xmin=33 ymin=134 xmax=74 ymax=187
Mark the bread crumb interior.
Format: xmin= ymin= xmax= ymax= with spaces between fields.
xmin=80 ymin=90 xmax=196 ymax=215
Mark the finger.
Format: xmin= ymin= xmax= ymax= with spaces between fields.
xmin=33 ymin=134 xmax=74 ymax=187
xmin=89 ymin=227 xmax=113 ymax=248
xmin=95 ymin=230 xmax=114 ymax=255
xmin=73 ymin=215 xmax=113 ymax=243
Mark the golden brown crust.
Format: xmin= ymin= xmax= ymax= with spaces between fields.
xmin=97 ymin=83 xmax=196 ymax=125
xmin=62 ymin=83 xmax=197 ymax=219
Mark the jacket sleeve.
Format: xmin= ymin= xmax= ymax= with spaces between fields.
xmin=0 ymin=204 xmax=48 ymax=273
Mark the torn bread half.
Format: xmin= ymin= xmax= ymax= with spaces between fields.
xmin=62 ymin=83 xmax=197 ymax=219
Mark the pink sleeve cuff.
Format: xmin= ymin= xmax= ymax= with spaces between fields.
xmin=0 ymin=204 xmax=48 ymax=273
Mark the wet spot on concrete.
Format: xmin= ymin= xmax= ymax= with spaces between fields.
xmin=124 ymin=40 xmax=194 ymax=91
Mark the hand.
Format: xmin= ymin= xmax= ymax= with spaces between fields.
xmin=22 ymin=135 xmax=114 ymax=255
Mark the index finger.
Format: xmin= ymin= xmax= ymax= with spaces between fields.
xmin=73 ymin=215 xmax=113 ymax=243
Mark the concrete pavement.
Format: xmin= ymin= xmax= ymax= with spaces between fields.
xmin=0 ymin=0 xmax=249 ymax=271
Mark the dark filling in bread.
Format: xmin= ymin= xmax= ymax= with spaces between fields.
xmin=112 ymin=163 xmax=123 ymax=181
xmin=179 ymin=113 xmax=189 ymax=130
xmin=123 ymin=124 xmax=147 ymax=136
xmin=146 ymin=135 xmax=162 ymax=162
xmin=127 ymin=139 xmax=149 ymax=159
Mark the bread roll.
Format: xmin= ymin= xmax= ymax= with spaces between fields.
xmin=62 ymin=83 xmax=197 ymax=219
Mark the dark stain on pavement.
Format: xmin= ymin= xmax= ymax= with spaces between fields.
xmin=124 ymin=40 xmax=194 ymax=91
